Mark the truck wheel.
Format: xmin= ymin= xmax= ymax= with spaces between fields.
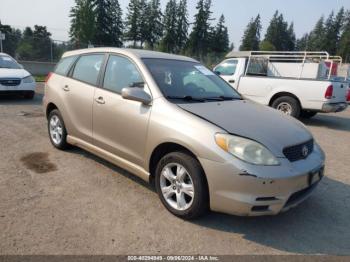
xmin=301 ymin=110 xmax=317 ymax=119
xmin=271 ymin=96 xmax=301 ymax=118
xmin=155 ymin=151 xmax=209 ymax=220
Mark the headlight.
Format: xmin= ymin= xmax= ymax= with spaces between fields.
xmin=23 ymin=75 xmax=35 ymax=83
xmin=215 ymin=133 xmax=280 ymax=165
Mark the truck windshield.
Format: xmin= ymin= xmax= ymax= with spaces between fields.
xmin=0 ymin=55 xmax=21 ymax=69
xmin=142 ymin=58 xmax=241 ymax=102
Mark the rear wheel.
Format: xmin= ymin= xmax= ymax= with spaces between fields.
xmin=48 ymin=109 xmax=69 ymax=150
xmin=24 ymin=91 xmax=35 ymax=99
xmin=271 ymin=96 xmax=301 ymax=118
xmin=155 ymin=151 xmax=209 ymax=219
xmin=301 ymin=110 xmax=317 ymax=119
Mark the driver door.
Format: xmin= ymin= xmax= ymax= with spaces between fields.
xmin=92 ymin=54 xmax=152 ymax=167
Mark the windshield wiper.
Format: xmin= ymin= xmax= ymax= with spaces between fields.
xmin=166 ymin=95 xmax=206 ymax=102
xmin=204 ymin=96 xmax=242 ymax=101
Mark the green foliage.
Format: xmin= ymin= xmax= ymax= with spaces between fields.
xmin=69 ymin=0 xmax=96 ymax=47
xmin=210 ymin=14 xmax=230 ymax=54
xmin=145 ymin=0 xmax=163 ymax=49
xmin=338 ymin=11 xmax=350 ymax=62
xmin=240 ymin=15 xmax=261 ymax=51
xmin=0 ymin=21 xmax=22 ymax=57
xmin=159 ymin=0 xmax=178 ymax=53
xmin=306 ymin=16 xmax=325 ymax=51
xmin=125 ymin=0 xmax=141 ymax=46
xmin=187 ymin=0 xmax=213 ymax=58
xmin=259 ymin=40 xmax=276 ymax=51
xmin=264 ymin=11 xmax=295 ymax=51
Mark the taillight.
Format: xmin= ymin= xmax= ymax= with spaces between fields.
xmin=347 ymin=89 xmax=350 ymax=101
xmin=325 ymin=85 xmax=333 ymax=99
xmin=45 ymin=72 xmax=53 ymax=83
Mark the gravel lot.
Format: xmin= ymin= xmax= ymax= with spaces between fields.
xmin=0 ymin=83 xmax=350 ymax=255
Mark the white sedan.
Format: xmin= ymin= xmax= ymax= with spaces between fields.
xmin=0 ymin=53 xmax=36 ymax=99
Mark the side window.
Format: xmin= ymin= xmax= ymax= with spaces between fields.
xmin=103 ymin=55 xmax=143 ymax=94
xmin=54 ymin=56 xmax=77 ymax=76
xmin=215 ymin=60 xmax=238 ymax=76
xmin=72 ymin=54 xmax=104 ymax=86
xmin=247 ymin=58 xmax=268 ymax=76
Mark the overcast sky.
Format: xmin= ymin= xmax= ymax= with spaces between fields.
xmin=0 ymin=0 xmax=349 ymax=48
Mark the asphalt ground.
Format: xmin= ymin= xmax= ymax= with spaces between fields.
xmin=0 ymin=83 xmax=349 ymax=255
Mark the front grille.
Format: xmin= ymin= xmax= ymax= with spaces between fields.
xmin=0 ymin=78 xmax=21 ymax=86
xmin=283 ymin=139 xmax=313 ymax=162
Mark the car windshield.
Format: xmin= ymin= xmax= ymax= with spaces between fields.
xmin=142 ymin=58 xmax=241 ymax=102
xmin=0 ymin=55 xmax=21 ymax=69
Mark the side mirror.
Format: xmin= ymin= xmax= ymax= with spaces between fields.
xmin=121 ymin=87 xmax=152 ymax=105
xmin=214 ymin=70 xmax=221 ymax=76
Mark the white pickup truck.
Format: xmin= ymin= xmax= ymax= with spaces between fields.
xmin=214 ymin=51 xmax=348 ymax=118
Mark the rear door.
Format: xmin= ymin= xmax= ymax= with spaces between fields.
xmin=62 ymin=53 xmax=105 ymax=144
xmin=92 ymin=54 xmax=152 ymax=167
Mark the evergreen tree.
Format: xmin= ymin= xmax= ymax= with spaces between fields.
xmin=323 ymin=8 xmax=344 ymax=54
xmin=109 ymin=0 xmax=124 ymax=47
xmin=295 ymin=33 xmax=309 ymax=51
xmin=210 ymin=14 xmax=229 ymax=54
xmin=240 ymin=14 xmax=261 ymax=51
xmin=307 ymin=16 xmax=325 ymax=51
xmin=138 ymin=0 xmax=149 ymax=47
xmin=17 ymin=27 xmax=34 ymax=60
xmin=338 ymin=10 xmax=350 ymax=62
xmin=69 ymin=0 xmax=95 ymax=47
xmin=286 ymin=22 xmax=296 ymax=51
xmin=159 ymin=0 xmax=178 ymax=53
xmin=264 ymin=11 xmax=294 ymax=51
xmin=187 ymin=0 xmax=213 ymax=57
xmin=125 ymin=0 xmax=141 ymax=47
xmin=176 ymin=0 xmax=189 ymax=53
xmin=145 ymin=0 xmax=163 ymax=49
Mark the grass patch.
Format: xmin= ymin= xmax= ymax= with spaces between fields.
xmin=34 ymin=75 xmax=46 ymax=82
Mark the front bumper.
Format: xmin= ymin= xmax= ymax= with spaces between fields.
xmin=199 ymin=149 xmax=325 ymax=216
xmin=0 ymin=82 xmax=36 ymax=92
xmin=321 ymin=102 xmax=348 ymax=113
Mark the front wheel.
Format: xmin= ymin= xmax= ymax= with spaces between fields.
xmin=155 ymin=151 xmax=209 ymax=219
xmin=271 ymin=96 xmax=301 ymax=118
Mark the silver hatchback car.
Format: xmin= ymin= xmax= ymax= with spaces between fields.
xmin=44 ymin=48 xmax=325 ymax=219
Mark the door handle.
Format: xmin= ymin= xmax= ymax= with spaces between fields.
xmin=62 ymin=85 xmax=70 ymax=92
xmin=95 ymin=96 xmax=105 ymax=104
xmin=229 ymin=80 xmax=235 ymax=83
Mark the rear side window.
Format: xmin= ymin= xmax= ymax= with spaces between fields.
xmin=103 ymin=55 xmax=143 ymax=94
xmin=54 ymin=56 xmax=77 ymax=76
xmin=72 ymin=54 xmax=104 ymax=86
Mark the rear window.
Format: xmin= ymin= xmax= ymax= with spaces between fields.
xmin=54 ymin=56 xmax=77 ymax=76
xmin=72 ymin=54 xmax=104 ymax=86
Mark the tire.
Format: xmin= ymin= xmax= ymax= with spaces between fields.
xmin=155 ymin=151 xmax=209 ymax=219
xmin=301 ymin=110 xmax=317 ymax=119
xmin=271 ymin=96 xmax=301 ymax=118
xmin=24 ymin=91 xmax=35 ymax=99
xmin=48 ymin=109 xmax=69 ymax=150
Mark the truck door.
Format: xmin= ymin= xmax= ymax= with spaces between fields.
xmin=214 ymin=59 xmax=240 ymax=89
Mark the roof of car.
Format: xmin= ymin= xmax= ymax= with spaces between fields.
xmin=62 ymin=47 xmax=198 ymax=62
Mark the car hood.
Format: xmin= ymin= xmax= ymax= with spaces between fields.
xmin=0 ymin=68 xmax=30 ymax=79
xmin=177 ymin=100 xmax=313 ymax=157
